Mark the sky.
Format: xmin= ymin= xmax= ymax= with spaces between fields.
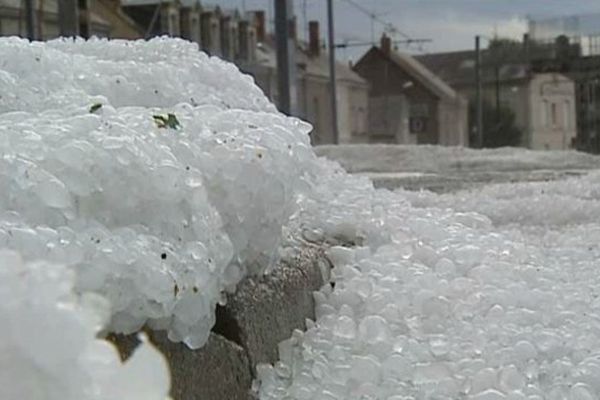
xmin=216 ymin=0 xmax=600 ymax=60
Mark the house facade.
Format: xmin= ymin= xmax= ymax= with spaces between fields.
xmin=417 ymin=47 xmax=577 ymax=150
xmin=530 ymin=41 xmax=600 ymax=153
xmin=353 ymin=35 xmax=468 ymax=146
xmin=3 ymin=1 xmax=368 ymax=145
xmin=238 ymin=19 xmax=370 ymax=145
xmin=0 ymin=0 xmax=142 ymax=39
xmin=121 ymin=4 xmax=369 ymax=144
xmin=528 ymin=73 xmax=577 ymax=149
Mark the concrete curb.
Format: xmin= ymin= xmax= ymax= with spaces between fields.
xmin=109 ymin=244 xmax=330 ymax=400
xmin=110 ymin=331 xmax=252 ymax=400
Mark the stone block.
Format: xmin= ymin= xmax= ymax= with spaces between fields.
xmin=109 ymin=331 xmax=253 ymax=400
xmin=108 ymin=244 xmax=331 ymax=399
xmin=213 ymin=245 xmax=330 ymax=369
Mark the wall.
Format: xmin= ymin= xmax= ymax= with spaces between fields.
xmin=220 ymin=16 xmax=239 ymax=61
xmin=243 ymin=63 xmax=276 ymax=100
xmin=0 ymin=1 xmax=60 ymax=39
xmin=302 ymin=75 xmax=333 ymax=145
xmin=0 ymin=0 xmax=139 ymax=39
xmin=453 ymin=73 xmax=577 ymax=150
xmin=367 ymin=94 xmax=410 ymax=143
xmin=336 ymin=81 xmax=370 ymax=144
xmin=353 ymin=50 xmax=441 ymax=145
xmin=201 ymin=12 xmax=221 ymax=57
xmin=91 ymin=0 xmax=142 ymax=39
xmin=438 ymin=96 xmax=469 ymax=146
xmin=528 ymin=73 xmax=577 ymax=150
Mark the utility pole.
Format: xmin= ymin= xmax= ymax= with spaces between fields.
xmin=495 ymin=65 xmax=500 ymax=123
xmin=24 ymin=0 xmax=37 ymax=40
xmin=334 ymin=38 xmax=432 ymax=49
xmin=327 ymin=0 xmax=339 ymax=144
xmin=475 ymin=35 xmax=483 ymax=148
xmin=274 ymin=0 xmax=295 ymax=115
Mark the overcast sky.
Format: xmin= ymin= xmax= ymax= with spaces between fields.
xmin=216 ymin=0 xmax=600 ymax=60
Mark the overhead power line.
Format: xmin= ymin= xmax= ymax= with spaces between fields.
xmin=334 ymin=38 xmax=432 ymax=49
xmin=337 ymin=0 xmax=412 ymax=40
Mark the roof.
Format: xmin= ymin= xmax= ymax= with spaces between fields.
xmin=0 ymin=0 xmax=112 ymax=30
xmin=297 ymin=47 xmax=366 ymax=84
xmin=94 ymin=0 xmax=144 ymax=38
xmin=247 ymin=39 xmax=367 ymax=86
xmin=415 ymin=49 xmax=530 ymax=87
xmin=89 ymin=12 xmax=110 ymax=27
xmin=356 ymin=46 xmax=458 ymax=101
xmin=415 ymin=50 xmax=474 ymax=85
xmin=387 ymin=48 xmax=457 ymax=100
xmin=220 ymin=8 xmax=241 ymax=19
xmin=121 ymin=0 xmax=178 ymax=5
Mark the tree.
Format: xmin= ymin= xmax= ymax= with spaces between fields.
xmin=469 ymin=99 xmax=522 ymax=148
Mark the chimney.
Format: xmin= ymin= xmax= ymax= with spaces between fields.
xmin=309 ymin=20 xmax=320 ymax=57
xmin=381 ymin=33 xmax=392 ymax=55
xmin=238 ymin=20 xmax=257 ymax=62
xmin=255 ymin=10 xmax=265 ymax=42
xmin=220 ymin=15 xmax=232 ymax=59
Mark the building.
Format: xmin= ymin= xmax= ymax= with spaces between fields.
xmin=0 ymin=0 xmax=142 ymax=39
xmin=238 ymin=19 xmax=369 ymax=145
xmin=4 ymin=1 xmax=368 ymax=145
xmin=523 ymin=17 xmax=600 ymax=153
xmin=87 ymin=0 xmax=143 ymax=39
xmin=120 ymin=0 xmax=182 ymax=38
xmin=122 ymin=0 xmax=369 ymax=144
xmin=123 ymin=4 xmax=367 ymax=145
xmin=416 ymin=42 xmax=578 ymax=150
xmin=532 ymin=55 xmax=600 ymax=153
xmin=353 ymin=35 xmax=468 ymax=146
xmin=122 ymin=1 xmax=253 ymax=60
xmin=123 ymin=3 xmax=369 ymax=145
xmin=529 ymin=13 xmax=600 ymax=56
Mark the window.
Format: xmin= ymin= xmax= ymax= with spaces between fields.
xmin=551 ymin=102 xmax=558 ymax=127
xmin=409 ymin=117 xmax=427 ymax=133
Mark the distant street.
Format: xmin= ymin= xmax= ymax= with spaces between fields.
xmin=316 ymin=144 xmax=600 ymax=192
